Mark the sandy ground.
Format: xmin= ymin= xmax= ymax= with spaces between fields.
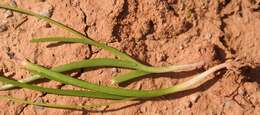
xmin=0 ymin=0 xmax=259 ymax=115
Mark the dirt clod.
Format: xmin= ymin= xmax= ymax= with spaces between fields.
xmin=223 ymin=100 xmax=235 ymax=109
xmin=238 ymin=87 xmax=246 ymax=96
xmin=244 ymin=82 xmax=259 ymax=95
xmin=4 ymin=10 xmax=13 ymax=18
xmin=39 ymin=4 xmax=54 ymax=18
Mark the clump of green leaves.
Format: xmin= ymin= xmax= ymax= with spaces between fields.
xmin=0 ymin=4 xmax=229 ymax=110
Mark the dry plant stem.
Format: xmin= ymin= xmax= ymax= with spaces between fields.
xmin=22 ymin=61 xmax=228 ymax=97
xmin=172 ymin=63 xmax=228 ymax=92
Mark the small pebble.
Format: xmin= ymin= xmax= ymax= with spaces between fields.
xmin=39 ymin=4 xmax=54 ymax=28
xmin=98 ymin=70 xmax=104 ymax=74
xmin=156 ymin=53 xmax=168 ymax=62
xmin=251 ymin=3 xmax=260 ymax=11
xmin=70 ymin=71 xmax=81 ymax=77
xmin=179 ymin=45 xmax=184 ymax=50
xmin=3 ymin=71 xmax=14 ymax=77
xmin=39 ymin=4 xmax=54 ymax=17
xmin=223 ymin=100 xmax=234 ymax=109
xmin=4 ymin=10 xmax=13 ymax=18
xmin=162 ymin=105 xmax=168 ymax=110
xmin=238 ymin=87 xmax=246 ymax=96
xmin=111 ymin=68 xmax=119 ymax=73
xmin=205 ymin=33 xmax=212 ymax=42
xmin=140 ymin=106 xmax=147 ymax=113
xmin=0 ymin=24 xmax=8 ymax=32
xmin=175 ymin=109 xmax=181 ymax=115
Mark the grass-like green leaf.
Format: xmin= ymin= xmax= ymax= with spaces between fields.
xmin=0 ymin=58 xmax=139 ymax=90
xmin=23 ymin=61 xmax=228 ymax=97
xmin=112 ymin=70 xmax=150 ymax=84
xmin=0 ymin=76 xmax=126 ymax=99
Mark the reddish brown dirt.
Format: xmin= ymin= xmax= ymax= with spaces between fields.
xmin=0 ymin=0 xmax=259 ymax=115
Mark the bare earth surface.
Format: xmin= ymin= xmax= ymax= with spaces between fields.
xmin=0 ymin=0 xmax=259 ymax=115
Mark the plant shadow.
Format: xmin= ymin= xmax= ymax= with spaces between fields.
xmin=242 ymin=65 xmax=260 ymax=84
xmin=82 ymin=101 xmax=144 ymax=114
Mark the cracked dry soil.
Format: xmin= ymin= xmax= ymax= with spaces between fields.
xmin=0 ymin=0 xmax=259 ymax=115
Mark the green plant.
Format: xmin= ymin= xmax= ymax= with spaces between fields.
xmin=0 ymin=4 xmax=229 ymax=110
